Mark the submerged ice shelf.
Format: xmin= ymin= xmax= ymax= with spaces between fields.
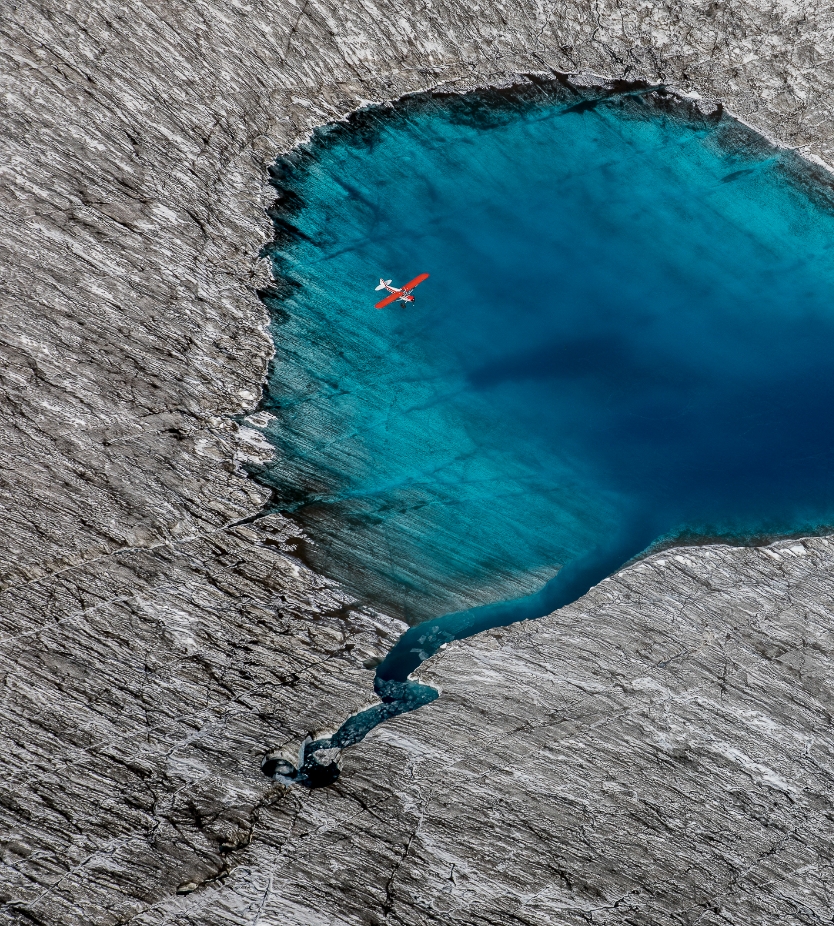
xmin=252 ymin=79 xmax=834 ymax=784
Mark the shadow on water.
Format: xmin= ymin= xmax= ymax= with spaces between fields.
xmin=252 ymin=78 xmax=834 ymax=785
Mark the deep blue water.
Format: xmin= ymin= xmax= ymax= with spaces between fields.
xmin=254 ymin=84 xmax=834 ymax=782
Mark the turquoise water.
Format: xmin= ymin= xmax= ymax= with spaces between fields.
xmin=255 ymin=84 xmax=834 ymax=782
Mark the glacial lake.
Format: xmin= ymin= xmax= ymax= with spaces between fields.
xmin=254 ymin=83 xmax=834 ymax=779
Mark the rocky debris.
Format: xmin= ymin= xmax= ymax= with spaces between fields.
xmin=2 ymin=0 xmax=834 ymax=924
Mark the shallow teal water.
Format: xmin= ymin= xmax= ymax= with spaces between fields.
xmin=254 ymin=84 xmax=834 ymax=783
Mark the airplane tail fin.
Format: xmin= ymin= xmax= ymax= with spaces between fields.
xmin=375 ymin=279 xmax=393 ymax=291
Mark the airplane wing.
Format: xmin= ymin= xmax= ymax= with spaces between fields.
xmin=402 ymin=272 xmax=429 ymax=291
xmin=375 ymin=290 xmax=402 ymax=309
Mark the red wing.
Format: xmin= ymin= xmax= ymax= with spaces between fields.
xmin=375 ymin=290 xmax=402 ymax=309
xmin=402 ymin=272 xmax=429 ymax=292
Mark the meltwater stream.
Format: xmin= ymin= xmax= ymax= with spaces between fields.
xmin=254 ymin=82 xmax=834 ymax=784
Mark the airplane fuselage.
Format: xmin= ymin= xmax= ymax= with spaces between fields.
xmin=381 ymin=283 xmax=414 ymax=303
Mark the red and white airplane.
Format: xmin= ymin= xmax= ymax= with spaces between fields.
xmin=374 ymin=273 xmax=430 ymax=309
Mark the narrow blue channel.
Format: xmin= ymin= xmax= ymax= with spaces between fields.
xmin=254 ymin=83 xmax=834 ymax=782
